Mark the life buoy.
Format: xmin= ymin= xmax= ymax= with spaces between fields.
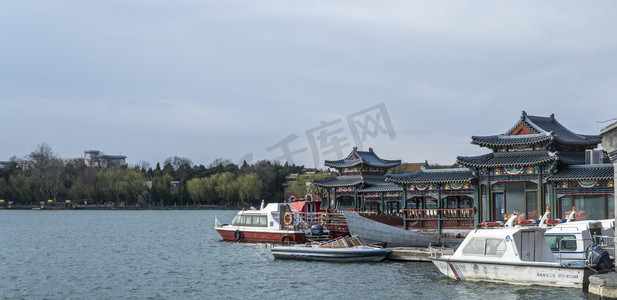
xmin=284 ymin=213 xmax=294 ymax=225
xmin=281 ymin=236 xmax=292 ymax=244
xmin=320 ymin=213 xmax=327 ymax=224
xmin=234 ymin=230 xmax=242 ymax=241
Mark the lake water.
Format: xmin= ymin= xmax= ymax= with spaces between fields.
xmin=0 ymin=210 xmax=588 ymax=299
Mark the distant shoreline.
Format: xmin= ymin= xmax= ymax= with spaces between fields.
xmin=0 ymin=205 xmax=244 ymax=211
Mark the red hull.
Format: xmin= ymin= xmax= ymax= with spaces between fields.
xmin=216 ymin=229 xmax=306 ymax=243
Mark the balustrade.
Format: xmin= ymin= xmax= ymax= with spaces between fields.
xmin=403 ymin=208 xmax=475 ymax=229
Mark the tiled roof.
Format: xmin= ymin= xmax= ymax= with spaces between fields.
xmin=472 ymin=133 xmax=553 ymax=148
xmin=526 ymin=114 xmax=602 ymax=146
xmin=314 ymin=177 xmax=363 ymax=188
xmin=457 ymin=150 xmax=556 ymax=168
xmin=357 ymin=183 xmax=404 ymax=193
xmin=471 ymin=111 xmax=602 ymax=149
xmin=554 ymin=151 xmax=586 ymax=165
xmin=607 ymin=150 xmax=617 ymax=163
xmin=324 ymin=147 xmax=401 ymax=168
xmin=387 ymin=168 xmax=475 ymax=185
xmin=547 ymin=164 xmax=614 ymax=181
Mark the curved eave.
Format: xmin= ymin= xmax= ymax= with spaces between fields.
xmin=554 ymin=151 xmax=586 ymax=165
xmin=388 ymin=177 xmax=474 ymax=185
xmin=553 ymin=136 xmax=603 ymax=147
xmin=358 ymin=185 xmax=404 ymax=193
xmin=457 ymin=152 xmax=556 ymax=168
xmin=547 ymin=175 xmax=613 ymax=182
xmin=314 ymin=178 xmax=362 ymax=187
xmin=546 ymin=165 xmax=614 ymax=182
xmin=324 ymin=160 xmax=401 ymax=169
xmin=324 ymin=160 xmax=362 ymax=168
xmin=470 ymin=134 xmax=552 ymax=148
xmin=387 ymin=169 xmax=475 ymax=185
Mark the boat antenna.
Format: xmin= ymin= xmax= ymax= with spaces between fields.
xmin=538 ymin=207 xmax=550 ymax=228
xmin=260 ymin=199 xmax=265 ymax=210
xmin=505 ymin=213 xmax=517 ymax=227
xmin=566 ymin=206 xmax=576 ymax=223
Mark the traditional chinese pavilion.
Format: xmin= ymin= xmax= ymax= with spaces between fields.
xmin=546 ymin=164 xmax=614 ymax=220
xmin=387 ymin=168 xmax=477 ymax=230
xmin=457 ymin=111 xmax=611 ymax=223
xmin=317 ymin=111 xmax=613 ymax=232
xmin=314 ymin=147 xmax=402 ymax=212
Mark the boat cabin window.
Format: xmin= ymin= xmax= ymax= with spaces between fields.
xmin=545 ymin=235 xmax=577 ymax=251
xmin=233 ymin=215 xmax=268 ymax=227
xmin=462 ymin=237 xmax=506 ymax=257
xmin=463 ymin=238 xmax=486 ymax=255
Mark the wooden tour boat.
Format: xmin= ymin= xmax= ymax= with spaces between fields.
xmin=342 ymin=211 xmax=464 ymax=247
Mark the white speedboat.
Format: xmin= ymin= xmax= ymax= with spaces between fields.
xmin=542 ymin=208 xmax=615 ymax=263
xmin=545 ymin=220 xmax=612 ymax=262
xmin=271 ymin=235 xmax=392 ymax=262
xmin=429 ymin=215 xmax=596 ymax=289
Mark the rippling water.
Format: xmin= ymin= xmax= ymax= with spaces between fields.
xmin=0 ymin=210 xmax=588 ymax=299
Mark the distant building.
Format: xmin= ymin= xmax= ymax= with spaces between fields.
xmin=84 ymin=150 xmax=127 ymax=168
xmin=61 ymin=158 xmax=84 ymax=166
xmin=0 ymin=161 xmax=9 ymax=168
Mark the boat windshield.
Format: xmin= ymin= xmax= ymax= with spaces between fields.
xmin=462 ymin=237 xmax=506 ymax=257
xmin=233 ymin=215 xmax=268 ymax=227
xmin=545 ymin=235 xmax=577 ymax=251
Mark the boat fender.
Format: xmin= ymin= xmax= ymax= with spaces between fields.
xmin=234 ymin=230 xmax=242 ymax=241
xmin=284 ymin=213 xmax=294 ymax=225
xmin=281 ymin=236 xmax=292 ymax=244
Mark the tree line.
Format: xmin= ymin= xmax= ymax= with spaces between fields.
xmin=0 ymin=143 xmax=306 ymax=208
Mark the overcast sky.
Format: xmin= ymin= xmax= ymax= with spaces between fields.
xmin=2 ymin=1 xmax=616 ymax=168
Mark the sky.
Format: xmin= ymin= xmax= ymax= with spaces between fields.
xmin=1 ymin=1 xmax=616 ymax=169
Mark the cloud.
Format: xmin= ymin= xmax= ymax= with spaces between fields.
xmin=1 ymin=1 xmax=616 ymax=166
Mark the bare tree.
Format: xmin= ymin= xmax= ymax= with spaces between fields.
xmin=26 ymin=143 xmax=67 ymax=202
xmin=164 ymin=156 xmax=193 ymax=171
xmin=207 ymin=158 xmax=233 ymax=168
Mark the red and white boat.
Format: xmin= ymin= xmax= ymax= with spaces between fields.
xmin=215 ymin=201 xmax=320 ymax=243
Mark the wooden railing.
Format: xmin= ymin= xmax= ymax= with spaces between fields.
xmin=403 ymin=208 xmax=475 ymax=229
xmin=296 ymin=212 xmax=347 ymax=226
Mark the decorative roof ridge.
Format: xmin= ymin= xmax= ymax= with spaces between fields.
xmin=522 ymin=113 xmax=550 ymax=134
xmin=500 ymin=111 xmax=543 ymax=135
xmin=356 ymin=149 xmax=401 ymax=164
